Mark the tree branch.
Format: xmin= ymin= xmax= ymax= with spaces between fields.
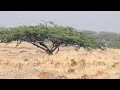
xmin=50 ymin=42 xmax=56 ymax=51
xmin=31 ymin=42 xmax=47 ymax=51
xmin=55 ymin=47 xmax=59 ymax=54
xmin=38 ymin=42 xmax=50 ymax=50
xmin=52 ymin=44 xmax=60 ymax=52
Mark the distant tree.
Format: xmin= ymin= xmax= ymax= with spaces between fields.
xmin=81 ymin=30 xmax=97 ymax=37
xmin=96 ymin=31 xmax=118 ymax=43
xmin=109 ymin=35 xmax=120 ymax=49
xmin=79 ymin=30 xmax=109 ymax=51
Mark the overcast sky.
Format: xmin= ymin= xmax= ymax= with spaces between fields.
xmin=0 ymin=11 xmax=120 ymax=33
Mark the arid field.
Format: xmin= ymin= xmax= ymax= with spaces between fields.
xmin=0 ymin=42 xmax=120 ymax=79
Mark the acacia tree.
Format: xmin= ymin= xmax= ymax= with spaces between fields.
xmin=0 ymin=22 xmax=99 ymax=55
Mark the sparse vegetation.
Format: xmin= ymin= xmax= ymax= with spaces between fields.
xmin=0 ymin=21 xmax=120 ymax=79
xmin=0 ymin=42 xmax=120 ymax=79
xmin=0 ymin=22 xmax=101 ymax=55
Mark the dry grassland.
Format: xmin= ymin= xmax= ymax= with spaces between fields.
xmin=0 ymin=42 xmax=120 ymax=79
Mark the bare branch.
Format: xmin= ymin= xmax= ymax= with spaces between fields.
xmin=52 ymin=44 xmax=60 ymax=52
xmin=50 ymin=42 xmax=56 ymax=51
xmin=31 ymin=42 xmax=47 ymax=51
xmin=38 ymin=42 xmax=50 ymax=50
xmin=55 ymin=47 xmax=59 ymax=54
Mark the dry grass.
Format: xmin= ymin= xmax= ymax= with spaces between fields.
xmin=0 ymin=42 xmax=120 ymax=79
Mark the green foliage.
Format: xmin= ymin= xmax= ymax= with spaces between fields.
xmin=0 ymin=23 xmax=99 ymax=54
xmin=96 ymin=31 xmax=118 ymax=43
xmin=109 ymin=35 xmax=120 ymax=49
xmin=81 ymin=30 xmax=97 ymax=37
xmin=81 ymin=30 xmax=120 ymax=49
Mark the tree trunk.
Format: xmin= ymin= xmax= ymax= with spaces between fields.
xmin=46 ymin=50 xmax=53 ymax=55
xmin=30 ymin=41 xmax=60 ymax=55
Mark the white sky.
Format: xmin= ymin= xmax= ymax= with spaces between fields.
xmin=0 ymin=11 xmax=120 ymax=33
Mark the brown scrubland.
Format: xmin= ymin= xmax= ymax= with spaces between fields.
xmin=0 ymin=42 xmax=120 ymax=79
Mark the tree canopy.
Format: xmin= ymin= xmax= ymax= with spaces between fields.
xmin=0 ymin=22 xmax=104 ymax=55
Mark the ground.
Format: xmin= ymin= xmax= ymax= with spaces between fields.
xmin=0 ymin=42 xmax=120 ymax=79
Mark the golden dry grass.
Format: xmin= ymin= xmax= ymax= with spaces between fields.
xmin=0 ymin=42 xmax=120 ymax=79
